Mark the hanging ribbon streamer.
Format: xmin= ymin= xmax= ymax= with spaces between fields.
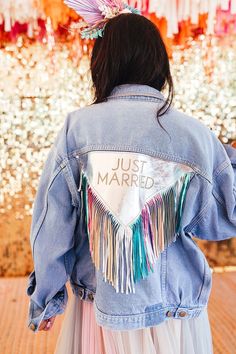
xmin=1 ymin=1 xmax=236 ymax=40
xmin=0 ymin=0 xmax=79 ymax=36
xmin=148 ymin=0 xmax=236 ymax=37
xmin=41 ymin=0 xmax=79 ymax=30
xmin=215 ymin=2 xmax=236 ymax=35
xmin=0 ymin=0 xmax=44 ymax=37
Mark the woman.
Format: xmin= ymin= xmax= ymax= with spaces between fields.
xmin=26 ymin=3 xmax=236 ymax=354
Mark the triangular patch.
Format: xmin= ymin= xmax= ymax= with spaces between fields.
xmin=78 ymin=151 xmax=193 ymax=293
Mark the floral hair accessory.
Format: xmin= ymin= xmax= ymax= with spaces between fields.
xmin=64 ymin=0 xmax=141 ymax=39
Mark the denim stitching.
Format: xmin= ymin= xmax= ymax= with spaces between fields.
xmin=212 ymin=188 xmax=224 ymax=206
xmin=161 ymin=249 xmax=167 ymax=306
xmin=197 ymin=258 xmax=206 ymax=304
xmin=94 ymin=302 xmax=204 ymax=324
xmin=213 ymin=160 xmax=231 ymax=177
xmin=32 ymin=165 xmax=63 ymax=259
xmin=107 ymin=92 xmax=165 ymax=100
xmin=198 ymin=266 xmax=212 ymax=304
xmin=61 ymin=163 xmax=80 ymax=207
xmin=107 ymin=96 xmax=164 ymax=103
xmin=184 ymin=202 xmax=210 ymax=233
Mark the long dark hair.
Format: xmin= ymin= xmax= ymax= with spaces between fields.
xmin=90 ymin=13 xmax=174 ymax=124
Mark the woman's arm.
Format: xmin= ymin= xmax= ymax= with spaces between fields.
xmin=182 ymin=142 xmax=236 ymax=241
xmin=26 ymin=116 xmax=80 ymax=332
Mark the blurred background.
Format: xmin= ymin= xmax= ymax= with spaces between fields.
xmin=0 ymin=1 xmax=236 ymax=353
xmin=0 ymin=0 xmax=235 ymax=278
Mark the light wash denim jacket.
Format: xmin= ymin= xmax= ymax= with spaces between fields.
xmin=26 ymin=84 xmax=236 ymax=333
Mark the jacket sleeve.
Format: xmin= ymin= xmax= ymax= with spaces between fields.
xmin=183 ymin=143 xmax=236 ymax=241
xmin=26 ymin=116 xmax=80 ymax=332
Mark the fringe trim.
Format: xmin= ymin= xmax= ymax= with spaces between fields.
xmin=80 ymin=172 xmax=191 ymax=294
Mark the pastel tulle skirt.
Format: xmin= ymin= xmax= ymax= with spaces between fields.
xmin=54 ymin=294 xmax=214 ymax=354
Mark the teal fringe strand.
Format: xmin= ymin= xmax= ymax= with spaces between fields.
xmin=132 ymin=216 xmax=149 ymax=283
xmin=81 ymin=173 xmax=90 ymax=237
xmin=176 ymin=174 xmax=191 ymax=232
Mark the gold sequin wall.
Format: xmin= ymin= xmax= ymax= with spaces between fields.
xmin=0 ymin=35 xmax=236 ymax=276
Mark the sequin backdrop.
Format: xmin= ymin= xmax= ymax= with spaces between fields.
xmin=0 ymin=34 xmax=236 ymax=276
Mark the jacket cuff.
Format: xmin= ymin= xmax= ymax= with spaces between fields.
xmin=26 ymin=271 xmax=68 ymax=333
xmin=26 ymin=270 xmax=36 ymax=296
xmin=71 ymin=281 xmax=96 ymax=303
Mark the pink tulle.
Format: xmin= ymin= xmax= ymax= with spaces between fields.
xmin=81 ymin=301 xmax=105 ymax=353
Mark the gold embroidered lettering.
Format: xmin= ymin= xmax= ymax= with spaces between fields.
xmin=96 ymin=158 xmax=154 ymax=189
xmin=109 ymin=172 xmax=120 ymax=186
xmin=140 ymin=175 xmax=146 ymax=188
xmin=132 ymin=159 xmax=140 ymax=173
xmin=98 ymin=172 xmax=108 ymax=185
xmin=112 ymin=158 xmax=148 ymax=173
xmin=145 ymin=177 xmax=154 ymax=189
xmin=121 ymin=159 xmax=131 ymax=172
xmin=121 ymin=173 xmax=130 ymax=186
xmin=112 ymin=158 xmax=120 ymax=171
xmin=139 ymin=161 xmax=148 ymax=173
xmin=131 ymin=174 xmax=139 ymax=187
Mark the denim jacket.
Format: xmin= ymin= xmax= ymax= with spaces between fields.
xmin=26 ymin=84 xmax=236 ymax=332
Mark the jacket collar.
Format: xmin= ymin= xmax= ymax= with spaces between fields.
xmin=107 ymin=84 xmax=165 ymax=101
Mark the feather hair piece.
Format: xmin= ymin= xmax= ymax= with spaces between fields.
xmin=64 ymin=0 xmax=141 ymax=39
